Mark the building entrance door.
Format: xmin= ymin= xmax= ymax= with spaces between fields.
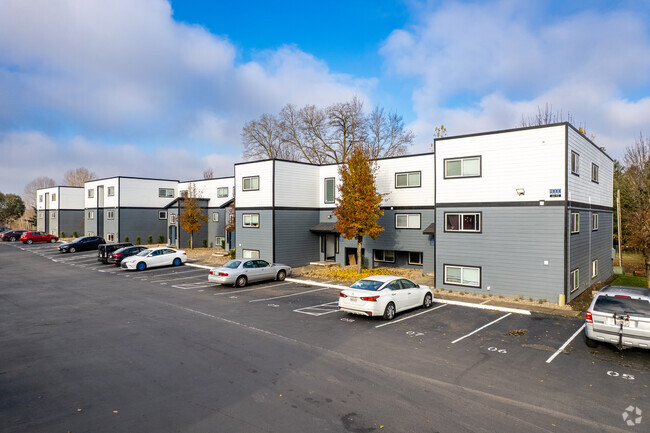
xmin=325 ymin=234 xmax=336 ymax=261
xmin=169 ymin=225 xmax=177 ymax=247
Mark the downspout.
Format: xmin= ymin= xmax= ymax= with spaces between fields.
xmin=563 ymin=124 xmax=569 ymax=304
xmin=272 ymin=160 xmax=276 ymax=263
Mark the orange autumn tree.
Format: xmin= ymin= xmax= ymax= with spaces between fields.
xmin=333 ymin=145 xmax=385 ymax=274
xmin=178 ymin=183 xmax=208 ymax=249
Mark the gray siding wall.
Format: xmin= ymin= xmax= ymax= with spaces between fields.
xmin=435 ymin=206 xmax=565 ymax=301
xmin=119 ymin=209 xmax=168 ymax=244
xmin=104 ymin=208 xmax=119 ymax=240
xmin=85 ymin=209 xmax=98 ymax=236
xmin=568 ymin=207 xmax=614 ymax=300
xmin=235 ymin=209 xmax=274 ymax=260
xmin=37 ymin=211 xmax=45 ymax=233
xmin=58 ymin=210 xmax=84 ymax=237
xmin=207 ymin=208 xmax=226 ymax=248
xmin=274 ymin=209 xmax=320 ymax=265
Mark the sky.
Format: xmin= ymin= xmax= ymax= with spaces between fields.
xmin=1 ymin=0 xmax=650 ymax=195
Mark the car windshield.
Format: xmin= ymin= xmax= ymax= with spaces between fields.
xmin=594 ymin=296 xmax=650 ymax=316
xmin=223 ymin=260 xmax=242 ymax=269
xmin=350 ymin=279 xmax=385 ymax=291
xmin=136 ymin=250 xmax=151 ymax=257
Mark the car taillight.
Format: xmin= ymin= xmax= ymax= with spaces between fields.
xmin=614 ymin=295 xmax=631 ymax=299
xmin=113 ymin=254 xmax=122 ymax=257
xmin=340 ymin=292 xmax=347 ymax=298
xmin=586 ymin=312 xmax=593 ymax=324
xmin=218 ymin=272 xmax=229 ymax=277
xmin=361 ymin=296 xmax=380 ymax=302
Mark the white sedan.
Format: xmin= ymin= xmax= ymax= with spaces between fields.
xmin=338 ymin=275 xmax=433 ymax=320
xmin=120 ymin=247 xmax=187 ymax=271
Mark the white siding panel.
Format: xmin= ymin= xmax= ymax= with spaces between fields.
xmin=179 ymin=177 xmax=234 ymax=208
xmin=436 ymin=125 xmax=566 ymax=204
xmin=567 ymin=128 xmax=613 ymax=207
xmin=36 ymin=187 xmax=59 ymax=210
xmin=376 ymin=154 xmax=435 ymax=207
xmin=119 ymin=178 xmax=179 ymax=208
xmin=102 ymin=178 xmax=120 ymax=208
xmin=318 ymin=165 xmax=340 ymax=208
xmin=235 ymin=161 xmax=274 ymax=208
xmin=59 ymin=187 xmax=84 ymax=210
xmin=274 ymin=161 xmax=320 ymax=208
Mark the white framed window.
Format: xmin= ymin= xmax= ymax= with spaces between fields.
xmin=51 ymin=213 xmax=56 ymax=219
xmin=592 ymin=213 xmax=598 ymax=231
xmin=215 ymin=236 xmax=225 ymax=247
xmin=179 ymin=190 xmax=188 ymax=198
xmin=570 ymin=151 xmax=580 ymax=175
xmin=444 ymin=265 xmax=481 ymax=287
xmin=243 ymin=176 xmax=259 ymax=191
xmin=395 ymin=213 xmax=420 ymax=229
xmin=374 ymin=250 xmax=395 ymax=263
xmin=39 ymin=195 xmax=43 ymax=203
xmin=571 ymin=212 xmax=579 ymax=233
xmin=324 ymin=178 xmax=335 ymax=204
xmin=445 ymin=212 xmax=481 ymax=232
xmin=409 ymin=251 xmax=423 ymax=265
xmin=242 ymin=249 xmax=260 ymax=259
xmin=217 ymin=187 xmax=229 ymax=198
xmin=107 ymin=233 xmax=115 ymax=242
xmin=395 ymin=171 xmax=421 ymax=188
xmin=87 ymin=231 xmax=95 ymax=236
xmin=212 ymin=212 xmax=219 ymax=222
xmin=571 ymin=268 xmax=579 ymax=292
xmin=591 ymin=163 xmax=599 ymax=183
xmin=159 ymin=188 xmax=174 ymax=198
xmin=159 ymin=210 xmax=167 ymax=220
xmin=243 ymin=214 xmax=260 ymax=228
xmin=51 ymin=193 xmax=57 ymax=201
xmin=169 ymin=213 xmax=177 ymax=224
xmin=87 ymin=189 xmax=94 ymax=198
xmin=88 ymin=210 xmax=94 ymax=220
xmin=444 ymin=156 xmax=481 ymax=178
xmin=592 ymin=260 xmax=598 ymax=278
xmin=107 ymin=186 xmax=115 ymax=196
xmin=38 ymin=211 xmax=44 ymax=218
xmin=107 ymin=210 xmax=115 ymax=220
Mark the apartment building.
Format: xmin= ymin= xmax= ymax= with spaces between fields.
xmin=434 ymin=123 xmax=613 ymax=302
xmin=36 ymin=186 xmax=84 ymax=237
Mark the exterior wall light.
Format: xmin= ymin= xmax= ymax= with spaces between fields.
xmin=516 ymin=188 xmax=525 ymax=196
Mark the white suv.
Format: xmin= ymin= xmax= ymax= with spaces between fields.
xmin=585 ymin=286 xmax=650 ymax=350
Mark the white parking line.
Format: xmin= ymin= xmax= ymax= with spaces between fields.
xmin=451 ymin=313 xmax=512 ymax=344
xmin=250 ymin=286 xmax=333 ymax=303
xmin=433 ymin=299 xmax=531 ymax=315
xmin=375 ymin=304 xmax=447 ymax=328
xmin=285 ymin=278 xmax=349 ymax=290
xmin=212 ymin=281 xmax=293 ymax=295
xmin=294 ymin=302 xmax=340 ymax=316
xmin=545 ymin=324 xmax=585 ymax=364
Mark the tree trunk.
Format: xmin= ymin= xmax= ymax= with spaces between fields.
xmin=356 ymin=237 xmax=363 ymax=274
xmin=190 ymin=232 xmax=194 ymax=250
xmin=646 ymin=256 xmax=650 ymax=289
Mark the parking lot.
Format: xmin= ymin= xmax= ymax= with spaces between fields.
xmin=2 ymin=241 xmax=648 ymax=432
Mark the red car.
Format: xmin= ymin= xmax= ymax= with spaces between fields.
xmin=20 ymin=231 xmax=59 ymax=244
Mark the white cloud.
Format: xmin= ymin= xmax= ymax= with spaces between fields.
xmin=381 ymin=0 xmax=650 ymax=159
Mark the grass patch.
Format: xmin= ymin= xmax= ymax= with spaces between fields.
xmin=304 ymin=266 xmax=421 ymax=283
xmin=612 ymin=274 xmax=648 ymax=288
xmin=614 ymin=251 xmax=645 ymax=266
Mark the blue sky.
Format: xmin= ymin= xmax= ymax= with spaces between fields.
xmin=1 ymin=0 xmax=650 ymax=194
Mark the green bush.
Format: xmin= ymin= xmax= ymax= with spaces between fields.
xmin=202 ymin=239 xmax=208 ymax=248
xmin=60 ymin=231 xmax=66 ymax=238
xmin=221 ymin=239 xmax=226 ymax=249
xmin=124 ymin=236 xmax=130 ymax=242
xmin=229 ymin=249 xmax=235 ymax=259
xmin=73 ymin=231 xmax=78 ymax=238
xmin=158 ymin=235 xmax=165 ymax=244
xmin=136 ymin=236 xmax=141 ymax=245
xmin=148 ymin=235 xmax=153 ymax=244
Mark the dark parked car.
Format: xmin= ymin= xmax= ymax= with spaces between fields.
xmin=97 ymin=242 xmax=133 ymax=263
xmin=1 ymin=230 xmax=27 ymax=242
xmin=20 ymin=231 xmax=59 ymax=244
xmin=58 ymin=236 xmax=106 ymax=253
xmin=107 ymin=245 xmax=149 ymax=265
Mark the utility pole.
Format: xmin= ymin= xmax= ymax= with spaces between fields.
xmin=617 ymin=189 xmax=622 ymax=268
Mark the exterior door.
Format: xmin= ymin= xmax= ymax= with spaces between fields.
xmin=169 ymin=226 xmax=177 ymax=247
xmin=44 ymin=193 xmax=49 ymax=233
xmin=325 ymin=234 xmax=336 ymax=261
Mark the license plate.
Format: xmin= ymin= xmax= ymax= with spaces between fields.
xmin=349 ymin=297 xmax=357 ymax=302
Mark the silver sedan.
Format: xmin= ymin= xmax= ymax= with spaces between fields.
xmin=208 ymin=259 xmax=292 ymax=287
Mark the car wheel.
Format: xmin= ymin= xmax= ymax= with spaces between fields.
xmin=235 ymin=275 xmax=247 ymax=287
xmin=69 ymin=247 xmax=76 ymax=253
xmin=26 ymin=239 xmax=33 ymax=244
xmin=50 ymin=238 xmax=56 ymax=243
xmin=10 ymin=237 xmax=16 ymax=242
xmin=423 ymin=293 xmax=433 ymax=308
xmin=137 ymin=262 xmax=147 ymax=271
xmin=585 ymin=332 xmax=598 ymax=348
xmin=173 ymin=258 xmax=181 ymax=266
xmin=383 ymin=302 xmax=396 ymax=320
xmin=276 ymin=270 xmax=286 ymax=281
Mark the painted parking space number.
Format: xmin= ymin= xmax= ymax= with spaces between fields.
xmin=607 ymin=371 xmax=635 ymax=380
xmin=488 ymin=347 xmax=507 ymax=354
xmin=406 ymin=331 xmax=425 ymax=337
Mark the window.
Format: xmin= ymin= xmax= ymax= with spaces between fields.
xmin=409 ymin=252 xmax=423 ymax=265
xmin=88 ymin=189 xmax=94 ymax=198
xmin=51 ymin=213 xmax=56 ymax=219
xmin=591 ymin=163 xmax=599 ymax=183
xmin=38 ymin=211 xmax=44 ymax=218
xmin=571 ymin=212 xmax=579 ymax=233
xmin=212 ymin=212 xmax=219 ymax=222
xmin=159 ymin=211 xmax=167 ymax=220
xmin=395 ymin=213 xmax=420 ymax=229
xmin=324 ymin=178 xmax=335 ymax=204
xmin=444 ymin=156 xmax=481 ymax=178
xmin=243 ymin=176 xmax=259 ymax=191
xmin=444 ymin=265 xmax=481 ymax=287
xmin=88 ymin=211 xmax=94 ymax=220
xmin=242 ymin=249 xmax=260 ymax=259
xmin=570 ymin=151 xmax=580 ymax=175
xmin=395 ymin=171 xmax=421 ymax=188
xmin=39 ymin=195 xmax=43 ymax=203
xmin=592 ymin=213 xmax=598 ymax=231
xmin=374 ymin=250 xmax=395 ymax=263
xmin=215 ymin=236 xmax=225 ymax=247
xmin=592 ymin=260 xmax=598 ymax=278
xmin=169 ymin=213 xmax=177 ymax=224
xmin=107 ymin=210 xmax=115 ymax=220
xmin=87 ymin=232 xmax=95 ymax=236
xmin=107 ymin=233 xmax=115 ymax=242
xmin=571 ymin=268 xmax=579 ymax=292
xmin=243 ymin=213 xmax=260 ymax=228
xmin=445 ymin=212 xmax=481 ymax=232
xmin=51 ymin=193 xmax=57 ymax=201
xmin=217 ymin=187 xmax=228 ymax=198
xmin=159 ymin=188 xmax=174 ymax=198
xmin=107 ymin=186 xmax=115 ymax=196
